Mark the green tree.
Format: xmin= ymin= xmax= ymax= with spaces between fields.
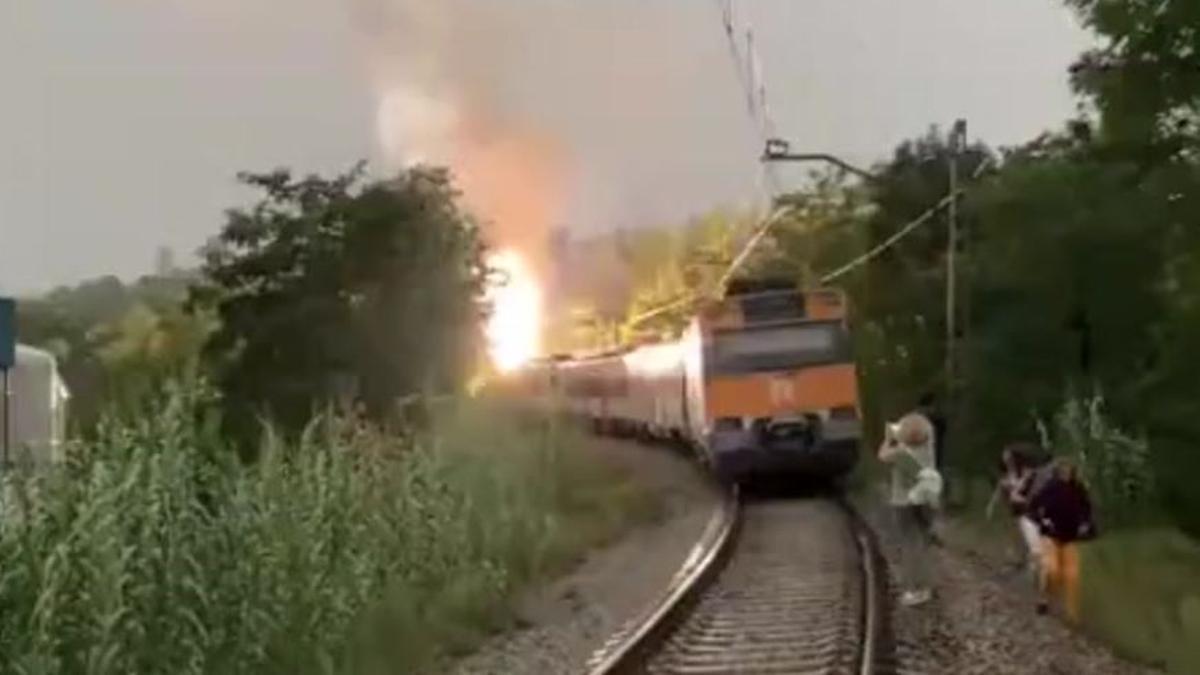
xmin=1066 ymin=0 xmax=1200 ymax=159
xmin=17 ymin=272 xmax=202 ymax=432
xmin=193 ymin=164 xmax=488 ymax=449
xmin=621 ymin=209 xmax=753 ymax=340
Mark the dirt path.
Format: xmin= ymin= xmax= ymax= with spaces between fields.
xmin=448 ymin=438 xmax=719 ymax=675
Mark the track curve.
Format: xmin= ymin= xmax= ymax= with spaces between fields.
xmin=587 ymin=495 xmax=890 ymax=675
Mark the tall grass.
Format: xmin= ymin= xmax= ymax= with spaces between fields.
xmin=1037 ymin=390 xmax=1158 ymax=526
xmin=0 ymin=383 xmax=650 ymax=674
xmin=1081 ymin=530 xmax=1200 ymax=674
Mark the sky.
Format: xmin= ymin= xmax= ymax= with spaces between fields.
xmin=0 ymin=0 xmax=1092 ymax=294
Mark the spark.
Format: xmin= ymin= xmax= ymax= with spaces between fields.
xmin=486 ymin=249 xmax=542 ymax=372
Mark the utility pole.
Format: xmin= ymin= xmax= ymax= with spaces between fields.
xmin=944 ymin=120 xmax=967 ymax=505
xmin=946 ymin=120 xmax=966 ymax=399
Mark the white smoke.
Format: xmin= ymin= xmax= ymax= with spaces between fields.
xmin=350 ymin=0 xmax=760 ymax=259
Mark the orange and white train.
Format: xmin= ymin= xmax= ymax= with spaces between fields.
xmin=497 ymin=283 xmax=863 ymax=484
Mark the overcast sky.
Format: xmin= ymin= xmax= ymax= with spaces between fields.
xmin=0 ymin=0 xmax=1091 ymax=294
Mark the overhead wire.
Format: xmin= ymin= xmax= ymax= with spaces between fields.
xmin=626 ymin=1 xmax=789 ymax=330
xmin=714 ymin=0 xmax=783 ymax=198
xmin=817 ymin=157 xmax=993 ymax=284
xmin=632 ymin=2 xmax=991 ymax=329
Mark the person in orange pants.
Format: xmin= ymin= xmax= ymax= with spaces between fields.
xmin=1029 ymin=458 xmax=1097 ymax=622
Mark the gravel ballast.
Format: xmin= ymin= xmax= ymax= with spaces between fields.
xmin=858 ymin=495 xmax=1162 ymax=675
xmin=449 ymin=438 xmax=719 ymax=675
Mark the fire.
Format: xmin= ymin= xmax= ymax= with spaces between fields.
xmin=486 ymin=249 xmax=543 ymax=372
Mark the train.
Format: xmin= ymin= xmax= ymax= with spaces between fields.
xmin=495 ymin=283 xmax=863 ymax=484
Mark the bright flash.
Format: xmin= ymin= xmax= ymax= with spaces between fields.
xmin=486 ymin=249 xmax=543 ymax=372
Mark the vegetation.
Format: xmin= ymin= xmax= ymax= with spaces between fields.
xmin=7 ymin=0 xmax=1199 ymax=670
xmin=594 ymin=1 xmax=1200 ymax=540
xmin=192 ymin=165 xmax=490 ymax=451
xmin=16 ymin=272 xmax=210 ymax=431
xmin=585 ymin=3 xmax=1200 ymax=665
xmin=1081 ymin=530 xmax=1200 ymax=675
xmin=0 ymin=384 xmax=649 ymax=674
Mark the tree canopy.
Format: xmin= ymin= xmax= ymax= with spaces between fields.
xmin=192 ymin=164 xmax=489 ymax=449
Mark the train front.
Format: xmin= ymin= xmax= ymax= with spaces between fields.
xmin=689 ymin=286 xmax=862 ymax=484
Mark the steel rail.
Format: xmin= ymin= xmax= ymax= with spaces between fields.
xmin=588 ymin=494 xmax=894 ymax=675
xmin=585 ymin=487 xmax=741 ymax=675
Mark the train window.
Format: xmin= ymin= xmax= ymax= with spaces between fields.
xmin=709 ymin=321 xmax=849 ymax=374
xmin=739 ymin=292 xmax=805 ymax=322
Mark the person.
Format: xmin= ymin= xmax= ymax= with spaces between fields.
xmin=1028 ymin=457 xmax=1097 ymax=622
xmin=878 ymin=412 xmax=944 ymax=607
xmin=986 ymin=442 xmax=1052 ymax=576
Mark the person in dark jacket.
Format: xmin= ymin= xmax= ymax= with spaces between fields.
xmin=986 ymin=443 xmax=1052 ymax=576
xmin=1028 ymin=458 xmax=1097 ymax=622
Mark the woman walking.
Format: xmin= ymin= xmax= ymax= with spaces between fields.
xmin=1028 ymin=458 xmax=1097 ymax=622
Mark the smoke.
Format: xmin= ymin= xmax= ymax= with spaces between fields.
xmin=361 ymin=1 xmax=568 ymax=278
xmin=351 ymin=0 xmax=760 ymax=280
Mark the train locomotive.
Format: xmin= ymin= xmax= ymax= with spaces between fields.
xmin=498 ymin=283 xmax=862 ymax=484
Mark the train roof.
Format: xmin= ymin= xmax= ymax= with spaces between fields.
xmin=724 ymin=277 xmax=799 ymax=296
xmin=702 ymin=286 xmax=846 ymax=328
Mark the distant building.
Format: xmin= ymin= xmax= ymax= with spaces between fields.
xmin=155 ymin=246 xmax=177 ymax=277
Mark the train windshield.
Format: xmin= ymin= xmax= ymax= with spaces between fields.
xmin=709 ymin=321 xmax=849 ymax=374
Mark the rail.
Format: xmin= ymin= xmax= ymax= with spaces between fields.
xmin=585 ymin=486 xmax=741 ymax=675
xmin=587 ymin=494 xmax=893 ymax=675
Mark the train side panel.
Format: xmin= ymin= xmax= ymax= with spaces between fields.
xmin=623 ymin=342 xmax=686 ymax=439
xmin=681 ymin=319 xmax=708 ymax=455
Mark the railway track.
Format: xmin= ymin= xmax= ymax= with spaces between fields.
xmin=587 ymin=492 xmax=891 ymax=675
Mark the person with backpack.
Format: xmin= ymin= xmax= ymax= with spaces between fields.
xmin=986 ymin=442 xmax=1053 ymax=576
xmin=878 ymin=412 xmax=944 ymax=607
xmin=1028 ymin=457 xmax=1097 ymax=622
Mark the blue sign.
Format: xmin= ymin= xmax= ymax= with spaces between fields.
xmin=0 ymin=298 xmax=14 ymax=369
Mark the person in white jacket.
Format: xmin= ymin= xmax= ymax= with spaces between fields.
xmin=878 ymin=412 xmax=944 ymax=607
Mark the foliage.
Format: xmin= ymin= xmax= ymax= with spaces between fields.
xmin=192 ymin=165 xmax=490 ymax=450
xmin=16 ymin=272 xmax=207 ymax=431
xmin=0 ymin=383 xmax=648 ymax=675
xmin=1066 ymin=0 xmax=1200 ymax=159
xmin=1080 ymin=529 xmax=1200 ymax=674
xmin=959 ymin=144 xmax=1171 ymax=465
xmin=1043 ymin=391 xmax=1157 ymax=526
xmin=619 ymin=209 xmax=754 ymax=341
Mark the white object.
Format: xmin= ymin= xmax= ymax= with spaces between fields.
xmin=1 ymin=344 xmax=69 ymax=466
xmin=1017 ymin=516 xmax=1043 ymax=571
xmin=907 ymin=467 xmax=944 ymax=507
xmin=901 ymin=589 xmax=932 ymax=607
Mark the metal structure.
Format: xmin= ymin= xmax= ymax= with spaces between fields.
xmin=1 ymin=297 xmax=14 ymax=465
xmin=0 ymin=344 xmax=70 ymax=468
xmin=762 ymin=138 xmax=879 ymax=182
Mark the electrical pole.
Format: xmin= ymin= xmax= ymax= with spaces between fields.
xmin=944 ymin=120 xmax=967 ymax=505
xmin=946 ymin=120 xmax=966 ymax=400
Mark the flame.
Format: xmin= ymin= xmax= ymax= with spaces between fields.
xmin=486 ymin=249 xmax=543 ymax=372
xmin=374 ymin=86 xmax=564 ymax=374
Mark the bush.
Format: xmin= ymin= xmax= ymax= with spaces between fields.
xmin=1081 ymin=530 xmax=1200 ymax=674
xmin=0 ymin=383 xmax=648 ymax=674
xmin=1043 ymin=390 xmax=1157 ymax=527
